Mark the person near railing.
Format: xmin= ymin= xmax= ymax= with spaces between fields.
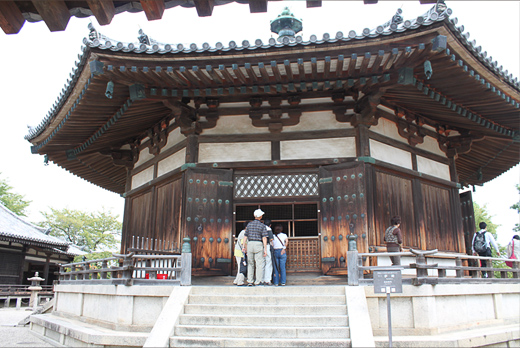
xmin=506 ymin=235 xmax=520 ymax=267
xmin=384 ymin=215 xmax=403 ymax=266
xmin=472 ymin=222 xmax=500 ymax=278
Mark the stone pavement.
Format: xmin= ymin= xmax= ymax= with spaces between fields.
xmin=0 ymin=308 xmax=54 ymax=347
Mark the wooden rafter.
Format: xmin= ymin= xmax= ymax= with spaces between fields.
xmin=86 ymin=0 xmax=115 ymax=26
xmin=193 ymin=0 xmax=214 ymax=17
xmin=0 ymin=1 xmax=25 ymax=34
xmin=140 ymin=0 xmax=165 ymax=21
xmin=249 ymin=0 xmax=267 ymax=13
xmin=31 ymin=0 xmax=70 ymax=32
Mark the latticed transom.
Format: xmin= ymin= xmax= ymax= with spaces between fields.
xmin=234 ymin=174 xmax=318 ymax=198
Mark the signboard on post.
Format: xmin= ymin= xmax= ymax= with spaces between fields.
xmin=374 ymin=269 xmax=403 ymax=348
xmin=374 ymin=269 xmax=403 ymax=294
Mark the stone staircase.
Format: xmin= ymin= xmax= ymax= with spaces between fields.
xmin=170 ymin=285 xmax=351 ymax=347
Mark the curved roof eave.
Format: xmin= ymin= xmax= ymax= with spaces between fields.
xmin=25 ymin=3 xmax=519 ymax=145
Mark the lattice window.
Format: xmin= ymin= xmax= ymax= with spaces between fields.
xmin=234 ymin=174 xmax=318 ymax=198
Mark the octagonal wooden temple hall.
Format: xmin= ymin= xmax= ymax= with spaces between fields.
xmin=25 ymin=1 xmax=519 ymax=278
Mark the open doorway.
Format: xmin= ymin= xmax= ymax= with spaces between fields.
xmin=235 ymin=203 xmax=321 ymax=272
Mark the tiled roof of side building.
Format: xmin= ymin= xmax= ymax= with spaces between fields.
xmin=0 ymin=203 xmax=83 ymax=255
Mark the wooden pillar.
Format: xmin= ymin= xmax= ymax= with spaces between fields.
xmin=185 ymin=134 xmax=199 ymax=163
xmin=18 ymin=246 xmax=27 ymax=284
xmin=356 ymin=124 xmax=371 ymax=157
xmin=43 ymin=254 xmax=51 ymax=285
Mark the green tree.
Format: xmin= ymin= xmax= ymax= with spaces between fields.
xmin=39 ymin=208 xmax=122 ymax=256
xmin=0 ymin=173 xmax=31 ymax=216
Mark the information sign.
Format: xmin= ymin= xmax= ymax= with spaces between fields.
xmin=374 ymin=270 xmax=402 ymax=294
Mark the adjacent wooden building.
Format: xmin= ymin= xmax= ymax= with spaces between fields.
xmin=26 ymin=3 xmax=519 ymax=276
xmin=0 ymin=204 xmax=83 ymax=285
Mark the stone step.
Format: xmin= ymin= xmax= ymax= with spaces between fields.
xmin=190 ymin=285 xmax=346 ymax=296
xmin=179 ymin=314 xmax=349 ymax=327
xmin=171 ymin=336 xmax=351 ymax=347
xmin=183 ymin=303 xmax=347 ymax=316
xmin=187 ymin=294 xmax=346 ymax=305
xmin=175 ymin=324 xmax=350 ymax=339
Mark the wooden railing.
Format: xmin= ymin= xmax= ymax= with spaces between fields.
xmin=58 ymin=242 xmax=192 ymax=286
xmin=347 ymin=248 xmax=520 ymax=286
xmin=0 ymin=284 xmax=54 ymax=308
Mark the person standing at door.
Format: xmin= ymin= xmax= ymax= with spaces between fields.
xmin=243 ymin=209 xmax=268 ymax=286
xmin=233 ymin=222 xmax=248 ymax=286
xmin=272 ymin=224 xmax=289 ymax=286
xmin=262 ymin=219 xmax=274 ymax=285
xmin=384 ymin=215 xmax=403 ymax=266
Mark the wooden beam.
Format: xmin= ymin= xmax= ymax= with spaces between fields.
xmin=32 ymin=1 xmax=70 ymax=32
xmin=194 ymin=0 xmax=214 ymax=17
xmin=249 ymin=0 xmax=267 ymax=13
xmin=0 ymin=1 xmax=25 ymax=34
xmin=306 ymin=0 xmax=322 ymax=8
xmin=140 ymin=0 xmax=165 ymax=21
xmin=86 ymin=0 xmax=115 ymax=25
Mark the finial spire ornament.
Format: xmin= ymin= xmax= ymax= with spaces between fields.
xmin=270 ymin=7 xmax=303 ymax=43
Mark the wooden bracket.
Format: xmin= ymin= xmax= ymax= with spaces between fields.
xmin=351 ymin=90 xmax=385 ymax=127
xmin=249 ymin=96 xmax=302 ymax=133
xmin=163 ymin=99 xmax=200 ymax=135
xmin=99 ymin=148 xmax=136 ymax=168
xmin=439 ymin=133 xmax=482 ymax=157
xmin=147 ymin=122 xmax=169 ymax=155
xmin=396 ymin=119 xmax=426 ymax=147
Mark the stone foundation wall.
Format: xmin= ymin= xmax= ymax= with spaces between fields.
xmin=53 ymin=284 xmax=174 ymax=332
xmin=365 ymin=283 xmax=520 ymax=336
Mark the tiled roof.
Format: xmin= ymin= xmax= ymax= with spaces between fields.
xmin=24 ymin=3 xmax=519 ymax=143
xmin=0 ymin=203 xmax=82 ymax=255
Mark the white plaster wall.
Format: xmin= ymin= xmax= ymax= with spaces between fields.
xmin=417 ymin=155 xmax=451 ymax=181
xmin=202 ymin=115 xmax=270 ymax=135
xmin=131 ymin=166 xmax=154 ymax=190
xmin=369 ymin=139 xmax=413 ymax=170
xmin=161 ymin=128 xmax=185 ymax=153
xmin=135 ymin=147 xmax=154 ymax=168
xmin=282 ymin=111 xmax=354 ymax=132
xmin=280 ymin=137 xmax=356 ymax=160
xmin=199 ymin=142 xmax=271 ymax=163
xmin=370 ymin=117 xmax=407 ymax=145
xmin=157 ymin=148 xmax=186 ymax=177
xmin=416 ymin=135 xmax=445 ymax=157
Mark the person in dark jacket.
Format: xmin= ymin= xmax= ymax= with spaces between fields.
xmin=384 ymin=215 xmax=403 ymax=266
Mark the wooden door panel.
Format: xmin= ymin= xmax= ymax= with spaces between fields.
xmin=154 ymin=178 xmax=182 ymax=250
xmin=184 ymin=168 xmax=233 ymax=275
xmin=124 ymin=190 xmax=153 ymax=252
xmin=319 ymin=162 xmax=368 ymax=274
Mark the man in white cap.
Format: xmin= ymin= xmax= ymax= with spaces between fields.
xmin=242 ymin=209 xmax=268 ymax=286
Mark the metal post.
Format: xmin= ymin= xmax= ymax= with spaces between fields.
xmin=387 ymin=287 xmax=393 ymax=348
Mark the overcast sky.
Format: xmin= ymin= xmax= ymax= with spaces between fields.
xmin=0 ymin=1 xmax=518 ymax=245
